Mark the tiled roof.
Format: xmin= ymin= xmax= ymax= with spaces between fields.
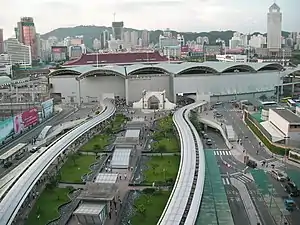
xmin=63 ymin=51 xmax=169 ymax=66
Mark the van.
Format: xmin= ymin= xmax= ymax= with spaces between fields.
xmin=285 ymin=182 xmax=299 ymax=197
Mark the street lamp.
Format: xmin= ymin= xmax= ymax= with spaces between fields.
xmin=284 ymin=136 xmax=290 ymax=172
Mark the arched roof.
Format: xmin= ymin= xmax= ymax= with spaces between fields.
xmin=48 ymin=62 xmax=285 ymax=80
xmin=0 ymin=76 xmax=12 ymax=86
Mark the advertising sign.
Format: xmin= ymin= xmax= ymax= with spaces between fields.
xmin=0 ymin=118 xmax=14 ymax=143
xmin=41 ymin=98 xmax=54 ymax=119
xmin=13 ymin=108 xmax=38 ymax=134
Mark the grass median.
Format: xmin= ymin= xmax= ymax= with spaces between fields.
xmin=26 ymin=188 xmax=70 ymax=225
xmin=143 ymin=155 xmax=180 ymax=185
xmin=131 ymin=190 xmax=170 ymax=225
xmin=80 ymin=134 xmax=111 ymax=152
xmin=59 ymin=154 xmax=96 ymax=183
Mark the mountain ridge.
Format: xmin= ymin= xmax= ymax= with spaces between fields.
xmin=40 ymin=25 xmax=290 ymax=49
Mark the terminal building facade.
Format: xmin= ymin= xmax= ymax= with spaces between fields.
xmin=48 ymin=61 xmax=288 ymax=106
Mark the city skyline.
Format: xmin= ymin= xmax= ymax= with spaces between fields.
xmin=0 ymin=0 xmax=298 ymax=39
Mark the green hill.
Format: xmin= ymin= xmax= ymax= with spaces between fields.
xmin=41 ymin=25 xmax=290 ymax=49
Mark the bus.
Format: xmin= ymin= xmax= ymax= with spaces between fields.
xmin=281 ymin=97 xmax=292 ymax=103
xmin=0 ymin=143 xmax=28 ymax=165
xmin=287 ymin=99 xmax=296 ymax=107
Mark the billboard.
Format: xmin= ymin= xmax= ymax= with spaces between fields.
xmin=51 ymin=46 xmax=67 ymax=53
xmin=41 ymin=98 xmax=54 ymax=119
xmin=0 ymin=118 xmax=14 ymax=143
xmin=13 ymin=108 xmax=39 ymax=134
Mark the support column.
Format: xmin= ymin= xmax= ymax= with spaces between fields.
xmin=125 ymin=78 xmax=129 ymax=106
xmin=31 ymin=92 xmax=35 ymax=102
xmin=78 ymin=80 xmax=82 ymax=107
xmin=15 ymin=86 xmax=18 ymax=103
xmin=292 ymin=84 xmax=295 ymax=94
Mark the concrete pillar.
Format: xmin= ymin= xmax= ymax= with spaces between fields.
xmin=125 ymin=78 xmax=129 ymax=105
xmin=292 ymin=84 xmax=295 ymax=94
xmin=31 ymin=92 xmax=35 ymax=102
xmin=15 ymin=86 xmax=18 ymax=103
xmin=77 ymin=80 xmax=82 ymax=107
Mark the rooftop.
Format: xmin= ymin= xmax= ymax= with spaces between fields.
xmin=124 ymin=129 xmax=140 ymax=138
xmin=73 ymin=203 xmax=105 ymax=215
xmin=49 ymin=61 xmax=284 ymax=78
xmin=271 ymin=108 xmax=300 ymax=124
xmin=78 ymin=183 xmax=118 ymax=201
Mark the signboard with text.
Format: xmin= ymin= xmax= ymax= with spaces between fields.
xmin=13 ymin=108 xmax=38 ymax=134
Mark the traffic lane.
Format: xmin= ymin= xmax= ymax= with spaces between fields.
xmin=225 ymin=185 xmax=251 ymax=225
xmin=205 ymin=128 xmax=228 ymax=149
xmin=218 ymin=155 xmax=246 ymax=173
xmin=246 ymin=182 xmax=277 ymax=225
xmin=0 ymin=107 xmax=74 ymax=152
xmin=266 ymin=173 xmax=300 ymax=225
xmin=217 ymin=157 xmax=237 ymax=174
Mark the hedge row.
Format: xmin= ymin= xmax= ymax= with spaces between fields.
xmin=245 ymin=116 xmax=288 ymax=156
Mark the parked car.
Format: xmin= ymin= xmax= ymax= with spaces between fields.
xmin=3 ymin=161 xmax=12 ymax=168
xmin=270 ymin=170 xmax=286 ymax=182
xmin=285 ymin=182 xmax=299 ymax=197
xmin=203 ymin=133 xmax=209 ymax=139
xmin=206 ymin=139 xmax=212 ymax=145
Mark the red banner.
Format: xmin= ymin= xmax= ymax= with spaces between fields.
xmin=14 ymin=108 xmax=38 ymax=134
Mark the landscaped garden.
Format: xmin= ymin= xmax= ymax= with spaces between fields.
xmin=142 ymin=155 xmax=180 ymax=185
xmin=130 ymin=189 xmax=171 ymax=225
xmin=79 ymin=114 xmax=127 ymax=152
xmin=26 ymin=187 xmax=70 ymax=225
xmin=151 ymin=116 xmax=179 ymax=153
xmin=59 ymin=154 xmax=96 ymax=183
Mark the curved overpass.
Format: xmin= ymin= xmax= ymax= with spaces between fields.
xmin=0 ymin=99 xmax=116 ymax=225
xmin=158 ymin=101 xmax=206 ymax=225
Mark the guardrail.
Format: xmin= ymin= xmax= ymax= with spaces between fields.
xmin=0 ymin=99 xmax=116 ymax=225
xmin=157 ymin=101 xmax=206 ymax=225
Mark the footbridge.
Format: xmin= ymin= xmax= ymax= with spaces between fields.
xmin=0 ymin=99 xmax=116 ymax=225
xmin=157 ymin=101 xmax=206 ymax=225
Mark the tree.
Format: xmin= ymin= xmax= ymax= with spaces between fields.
xmin=259 ymin=94 xmax=267 ymax=102
xmin=156 ymin=145 xmax=167 ymax=157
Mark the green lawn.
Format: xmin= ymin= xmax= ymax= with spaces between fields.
xmin=80 ymin=134 xmax=110 ymax=152
xmin=111 ymin=114 xmax=126 ymax=132
xmin=152 ymin=116 xmax=179 ymax=153
xmin=131 ymin=191 xmax=170 ymax=225
xmin=143 ymin=155 xmax=180 ymax=184
xmin=59 ymin=155 xmax=96 ymax=183
xmin=26 ymin=188 xmax=70 ymax=225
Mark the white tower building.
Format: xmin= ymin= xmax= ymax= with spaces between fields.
xmin=267 ymin=2 xmax=282 ymax=52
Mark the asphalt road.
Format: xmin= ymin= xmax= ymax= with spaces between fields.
xmin=246 ymin=182 xmax=277 ymax=225
xmin=225 ymin=185 xmax=251 ymax=225
xmin=266 ymin=173 xmax=300 ymax=224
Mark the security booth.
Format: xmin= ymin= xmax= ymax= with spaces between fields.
xmin=74 ymin=183 xmax=119 ymax=225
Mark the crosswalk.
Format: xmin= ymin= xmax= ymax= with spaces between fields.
xmin=221 ymin=173 xmax=253 ymax=185
xmin=222 ymin=177 xmax=231 ymax=185
xmin=233 ymin=174 xmax=253 ymax=184
xmin=214 ymin=150 xmax=232 ymax=156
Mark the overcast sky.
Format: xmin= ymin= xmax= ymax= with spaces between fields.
xmin=0 ymin=0 xmax=298 ymax=38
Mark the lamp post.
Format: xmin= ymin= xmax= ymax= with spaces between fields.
xmin=284 ymin=136 xmax=290 ymax=172
xmin=75 ymin=77 xmax=82 ymax=108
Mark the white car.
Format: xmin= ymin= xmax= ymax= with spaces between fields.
xmin=270 ymin=170 xmax=286 ymax=182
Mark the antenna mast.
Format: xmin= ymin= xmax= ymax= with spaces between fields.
xmin=113 ymin=13 xmax=116 ymax=22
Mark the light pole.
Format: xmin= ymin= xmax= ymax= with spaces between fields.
xmin=284 ymin=136 xmax=290 ymax=172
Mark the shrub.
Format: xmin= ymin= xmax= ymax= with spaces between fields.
xmin=142 ymin=188 xmax=156 ymax=195
xmin=245 ymin=117 xmax=287 ymax=156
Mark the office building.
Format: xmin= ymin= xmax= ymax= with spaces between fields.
xmin=0 ymin=29 xmax=3 ymax=53
xmin=51 ymin=46 xmax=68 ymax=62
xmin=69 ymin=45 xmax=86 ymax=59
xmin=130 ymin=31 xmax=139 ymax=46
xmin=112 ymin=22 xmax=124 ymax=40
xmin=16 ymin=17 xmax=38 ymax=59
xmin=267 ymin=3 xmax=282 ymax=52
xmin=249 ymin=35 xmax=267 ymax=48
xmin=124 ymin=31 xmax=131 ymax=44
xmin=4 ymin=38 xmax=32 ymax=65
xmin=141 ymin=30 xmax=150 ymax=47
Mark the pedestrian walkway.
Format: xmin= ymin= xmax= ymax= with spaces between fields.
xmin=232 ymin=173 xmax=253 ymax=184
xmin=222 ymin=177 xmax=231 ymax=185
xmin=196 ymin=150 xmax=234 ymax=225
xmin=214 ymin=150 xmax=232 ymax=156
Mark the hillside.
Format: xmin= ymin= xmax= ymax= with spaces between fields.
xmin=41 ymin=25 xmax=290 ymax=49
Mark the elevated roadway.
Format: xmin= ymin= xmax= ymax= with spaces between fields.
xmin=158 ymin=102 xmax=206 ymax=225
xmin=0 ymin=99 xmax=116 ymax=225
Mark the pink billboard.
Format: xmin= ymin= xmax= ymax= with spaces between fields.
xmin=14 ymin=108 xmax=38 ymax=134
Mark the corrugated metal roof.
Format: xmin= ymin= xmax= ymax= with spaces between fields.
xmin=0 ymin=76 xmax=12 ymax=86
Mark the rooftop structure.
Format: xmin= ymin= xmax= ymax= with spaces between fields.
xmin=110 ymin=148 xmax=132 ymax=169
xmin=49 ymin=62 xmax=285 ymax=78
xmin=94 ymin=173 xmax=118 ymax=184
xmin=78 ymin=183 xmax=118 ymax=201
xmin=63 ymin=51 xmax=169 ymax=66
xmin=271 ymin=108 xmax=300 ymax=124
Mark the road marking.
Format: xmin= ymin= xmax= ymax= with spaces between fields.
xmin=222 ymin=177 xmax=231 ymax=185
xmin=214 ymin=150 xmax=232 ymax=156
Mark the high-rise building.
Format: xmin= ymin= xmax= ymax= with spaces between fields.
xmin=0 ymin=29 xmax=3 ymax=53
xmin=17 ymin=17 xmax=38 ymax=59
xmin=4 ymin=38 xmax=32 ymax=65
xmin=124 ymin=31 xmax=131 ymax=44
xmin=112 ymin=22 xmax=124 ymax=40
xmin=130 ymin=31 xmax=139 ymax=46
xmin=101 ymin=30 xmax=110 ymax=49
xmin=141 ymin=30 xmax=150 ymax=47
xmin=267 ymin=3 xmax=282 ymax=51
